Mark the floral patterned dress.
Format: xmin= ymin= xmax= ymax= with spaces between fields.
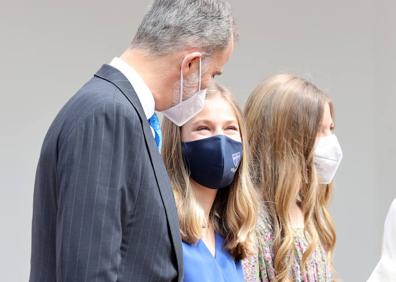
xmin=242 ymin=206 xmax=334 ymax=282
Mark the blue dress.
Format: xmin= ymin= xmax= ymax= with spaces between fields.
xmin=182 ymin=232 xmax=243 ymax=282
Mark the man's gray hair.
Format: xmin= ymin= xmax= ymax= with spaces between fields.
xmin=132 ymin=0 xmax=237 ymax=56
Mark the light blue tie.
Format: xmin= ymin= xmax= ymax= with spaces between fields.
xmin=148 ymin=113 xmax=162 ymax=151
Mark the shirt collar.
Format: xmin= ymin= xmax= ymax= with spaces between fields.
xmin=109 ymin=57 xmax=155 ymax=119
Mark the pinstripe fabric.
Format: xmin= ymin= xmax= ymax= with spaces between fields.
xmin=30 ymin=65 xmax=183 ymax=282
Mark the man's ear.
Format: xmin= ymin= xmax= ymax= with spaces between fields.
xmin=181 ymin=52 xmax=202 ymax=78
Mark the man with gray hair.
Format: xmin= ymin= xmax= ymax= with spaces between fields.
xmin=30 ymin=0 xmax=236 ymax=281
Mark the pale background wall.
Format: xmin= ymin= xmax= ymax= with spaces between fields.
xmin=1 ymin=1 xmax=395 ymax=281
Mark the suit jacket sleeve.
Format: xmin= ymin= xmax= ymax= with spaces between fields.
xmin=55 ymin=101 xmax=143 ymax=281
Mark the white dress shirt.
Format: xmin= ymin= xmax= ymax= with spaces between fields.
xmin=109 ymin=57 xmax=155 ymax=120
xmin=367 ymin=199 xmax=396 ymax=282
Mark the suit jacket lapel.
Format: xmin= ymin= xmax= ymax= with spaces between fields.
xmin=95 ymin=64 xmax=183 ymax=280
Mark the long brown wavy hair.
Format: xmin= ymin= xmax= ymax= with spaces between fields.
xmin=244 ymin=74 xmax=336 ymax=281
xmin=162 ymin=82 xmax=258 ymax=260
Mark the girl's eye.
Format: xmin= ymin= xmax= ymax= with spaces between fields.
xmin=226 ymin=126 xmax=239 ymax=131
xmin=197 ymin=126 xmax=210 ymax=131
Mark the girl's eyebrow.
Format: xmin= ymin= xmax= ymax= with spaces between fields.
xmin=223 ymin=119 xmax=239 ymax=123
xmin=194 ymin=119 xmax=238 ymax=125
xmin=191 ymin=119 xmax=212 ymax=125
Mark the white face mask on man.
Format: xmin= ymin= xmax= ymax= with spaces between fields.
xmin=314 ymin=134 xmax=343 ymax=184
xmin=162 ymin=56 xmax=207 ymax=127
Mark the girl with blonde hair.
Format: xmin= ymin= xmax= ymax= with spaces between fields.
xmin=162 ymin=82 xmax=258 ymax=281
xmin=242 ymin=74 xmax=343 ymax=282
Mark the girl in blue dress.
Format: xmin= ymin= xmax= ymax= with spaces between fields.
xmin=162 ymin=82 xmax=258 ymax=282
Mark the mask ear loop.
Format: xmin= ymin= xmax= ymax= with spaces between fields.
xmin=179 ymin=58 xmax=185 ymax=104
xmin=198 ymin=57 xmax=202 ymax=91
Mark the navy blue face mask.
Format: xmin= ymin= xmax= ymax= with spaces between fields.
xmin=182 ymin=135 xmax=243 ymax=189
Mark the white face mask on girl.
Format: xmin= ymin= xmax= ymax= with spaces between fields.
xmin=314 ymin=134 xmax=343 ymax=184
xmin=162 ymin=56 xmax=207 ymax=127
